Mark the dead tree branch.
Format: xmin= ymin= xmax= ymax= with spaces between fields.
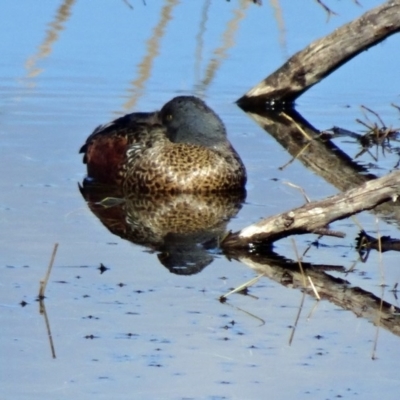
xmin=222 ymin=170 xmax=400 ymax=249
xmin=237 ymin=0 xmax=400 ymax=106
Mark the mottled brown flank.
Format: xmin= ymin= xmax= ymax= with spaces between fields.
xmin=123 ymin=127 xmax=246 ymax=194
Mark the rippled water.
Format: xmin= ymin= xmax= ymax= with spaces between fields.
xmin=2 ymin=1 xmax=400 ymax=399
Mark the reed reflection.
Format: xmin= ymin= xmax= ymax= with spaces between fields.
xmin=24 ymin=0 xmax=76 ymax=85
xmin=122 ymin=0 xmax=180 ymax=112
xmin=80 ymin=181 xmax=246 ymax=274
xmin=194 ymin=0 xmax=211 ymax=86
xmin=122 ymin=0 xmax=251 ymax=110
xmin=198 ymin=0 xmax=250 ymax=94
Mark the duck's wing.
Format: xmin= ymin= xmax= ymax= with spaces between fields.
xmin=79 ymin=112 xmax=160 ymax=162
xmin=80 ymin=111 xmax=161 ymax=185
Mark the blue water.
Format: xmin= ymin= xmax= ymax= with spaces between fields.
xmin=1 ymin=1 xmax=400 ymax=399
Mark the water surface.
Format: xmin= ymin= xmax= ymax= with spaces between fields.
xmin=1 ymin=1 xmax=400 ymax=399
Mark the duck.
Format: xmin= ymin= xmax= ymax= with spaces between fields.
xmin=80 ymin=96 xmax=246 ymax=194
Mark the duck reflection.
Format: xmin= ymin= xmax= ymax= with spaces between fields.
xmin=80 ymin=181 xmax=246 ymax=275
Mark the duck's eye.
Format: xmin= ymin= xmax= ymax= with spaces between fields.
xmin=165 ymin=114 xmax=173 ymax=122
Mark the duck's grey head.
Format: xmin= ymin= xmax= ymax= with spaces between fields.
xmin=159 ymin=96 xmax=228 ymax=148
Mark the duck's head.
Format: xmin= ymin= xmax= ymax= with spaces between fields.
xmin=159 ymin=96 xmax=229 ymax=149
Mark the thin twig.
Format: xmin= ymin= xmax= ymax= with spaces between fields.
xmin=222 ymin=301 xmax=265 ymax=326
xmin=289 ymin=292 xmax=306 ymax=346
xmin=315 ymin=0 xmax=338 ymax=20
xmin=306 ymin=300 xmax=320 ymax=320
xmin=308 ymin=276 xmax=321 ymax=300
xmin=291 ymin=238 xmax=306 ymax=287
xmin=280 ymin=112 xmax=313 ymax=140
xmin=38 ymin=243 xmax=59 ymax=300
xmin=361 ymin=105 xmax=386 ymax=128
xmin=39 ymin=300 xmax=56 ymax=358
xmin=392 ymin=103 xmax=400 ymax=113
xmin=122 ymin=0 xmax=134 ymax=9
xmin=372 ymin=218 xmax=384 ymax=360
xmin=302 ymin=234 xmax=324 ymax=258
xmin=220 ymin=274 xmax=265 ymax=301
xmin=283 ymin=181 xmax=311 ymax=203
xmin=351 ymin=215 xmax=364 ymax=231
xmin=279 ymin=141 xmax=312 ymax=171
xmin=372 ymin=286 xmax=384 ymax=360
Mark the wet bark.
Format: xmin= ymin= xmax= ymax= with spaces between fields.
xmin=237 ymin=0 xmax=400 ymax=107
xmin=222 ymin=170 xmax=400 ymax=249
